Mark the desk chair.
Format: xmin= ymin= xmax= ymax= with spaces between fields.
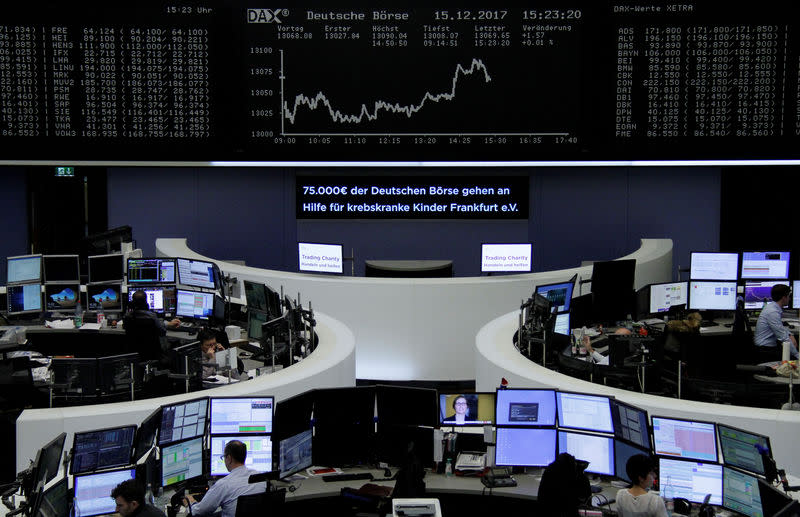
xmin=234 ymin=488 xmax=286 ymax=517
xmin=123 ymin=314 xmax=164 ymax=363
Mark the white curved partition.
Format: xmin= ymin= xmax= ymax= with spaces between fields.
xmin=16 ymin=313 xmax=355 ymax=473
xmin=156 ymin=238 xmax=673 ymax=380
xmin=475 ymin=311 xmax=800 ymax=475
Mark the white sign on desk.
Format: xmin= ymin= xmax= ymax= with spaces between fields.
xmin=298 ymin=242 xmax=343 ymax=274
xmin=481 ymin=243 xmax=532 ymax=273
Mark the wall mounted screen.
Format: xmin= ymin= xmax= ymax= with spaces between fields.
xmin=481 ymin=243 xmax=532 ymax=273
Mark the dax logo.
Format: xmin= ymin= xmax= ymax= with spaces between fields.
xmin=247 ymin=8 xmax=288 ymax=23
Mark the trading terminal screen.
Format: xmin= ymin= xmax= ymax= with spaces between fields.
xmin=495 ymin=389 xmax=556 ymax=427
xmin=127 ymin=258 xmax=177 ymax=284
xmin=279 ymin=429 xmax=313 ymax=479
xmin=658 ymin=458 xmax=722 ymax=505
xmin=614 ymin=439 xmax=649 ymax=484
xmin=689 ymin=253 xmax=739 ymax=281
xmin=86 ymin=283 xmax=122 ymax=312
xmin=688 ymin=281 xmax=738 ymax=311
xmin=45 ymin=284 xmax=79 ymax=311
xmin=649 ymin=282 xmax=688 ymax=314
xmin=74 ymin=468 xmax=136 ymax=517
xmin=553 ymin=312 xmax=570 ymax=336
xmin=610 ymin=399 xmax=650 ymax=449
xmin=7 ymin=255 xmax=42 ymax=284
xmin=535 ymin=281 xmax=574 ymax=313
xmin=177 ymin=259 xmax=216 ymax=289
xmin=740 ymin=252 xmax=790 ymax=280
xmin=43 ymin=255 xmax=80 ymax=283
xmin=210 ymin=397 xmax=274 ymax=434
xmin=718 ymin=424 xmax=771 ymax=476
xmin=70 ymin=425 xmax=136 ymax=475
xmin=7 ymin=284 xmax=43 ymax=314
xmin=161 ymin=437 xmax=204 ymax=487
xmin=127 ymin=286 xmax=177 ymax=314
xmin=557 ymin=430 xmax=614 ymax=476
xmin=743 ymin=281 xmax=784 ymax=311
xmin=244 ymin=281 xmax=269 ymax=312
xmin=555 ymin=392 xmax=613 ymax=433
xmin=159 ymin=398 xmax=208 ymax=446
xmin=495 ymin=428 xmax=556 ymax=467
xmin=652 ymin=416 xmax=718 ymax=462
xmin=209 ymin=436 xmax=273 ymax=475
xmin=87 ymin=254 xmax=125 ymax=284
xmin=723 ymin=467 xmax=764 ymax=517
xmin=176 ymin=289 xmax=215 ymax=319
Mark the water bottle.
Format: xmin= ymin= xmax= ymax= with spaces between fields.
xmin=145 ymin=483 xmax=155 ymax=506
xmin=74 ymin=301 xmax=83 ymax=328
xmin=97 ymin=305 xmax=105 ymax=327
xmin=445 ymin=458 xmax=453 ymax=477
xmin=625 ymin=314 xmax=633 ymax=330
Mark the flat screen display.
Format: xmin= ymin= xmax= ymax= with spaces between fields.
xmin=717 ymin=423 xmax=771 ymax=476
xmin=43 ymin=255 xmax=80 ymax=283
xmin=659 ymin=457 xmax=722 ymax=505
xmin=439 ymin=393 xmax=495 ymax=426
xmin=7 ymin=255 xmax=42 ymax=284
xmin=210 ymin=397 xmax=274 ymax=435
xmin=88 ymin=254 xmax=124 ymax=284
xmin=649 ymin=281 xmax=688 ymax=314
xmin=495 ymin=427 xmax=556 ymax=467
xmin=161 ymin=437 xmax=204 ymax=487
xmin=247 ymin=311 xmax=269 ymax=340
xmin=87 ymin=283 xmax=122 ymax=312
xmin=688 ymin=281 xmax=737 ymax=311
xmin=535 ymin=281 xmax=574 ymax=312
xmin=553 ymin=313 xmax=570 ymax=336
xmin=176 ymin=289 xmax=214 ymax=319
xmin=36 ymin=432 xmax=67 ymax=486
xmin=743 ymin=281 xmax=784 ymax=311
xmin=159 ymin=397 xmax=208 ymax=446
xmin=74 ymin=468 xmax=136 ymax=517
xmin=127 ymin=258 xmax=176 ymax=284
xmin=71 ymin=425 xmax=136 ymax=475
xmin=177 ymin=258 xmax=216 ymax=289
xmin=741 ymin=251 xmax=790 ymax=280
xmin=723 ymin=467 xmax=764 ymax=517
xmin=558 ymin=431 xmax=614 ymax=476
xmin=244 ymin=280 xmax=269 ymax=312
xmin=614 ymin=440 xmax=650 ymax=483
xmin=127 ymin=286 xmax=177 ymax=314
xmin=209 ymin=436 xmax=273 ymax=476
xmin=556 ymin=392 xmax=613 ymax=434
xmin=279 ymin=429 xmax=313 ymax=479
xmin=481 ymin=243 xmax=532 ymax=273
xmin=690 ymin=252 xmax=739 ymax=281
xmin=39 ymin=477 xmax=69 ymax=517
xmin=132 ymin=408 xmax=161 ymax=464
xmin=7 ymin=283 xmax=42 ymax=314
xmin=610 ymin=399 xmax=650 ymax=449
xmin=298 ymin=242 xmax=344 ymax=274
xmin=793 ymin=281 xmax=800 ymax=310
xmin=652 ymin=416 xmax=718 ymax=462
xmin=45 ymin=284 xmax=80 ymax=311
xmin=495 ymin=389 xmax=556 ymax=427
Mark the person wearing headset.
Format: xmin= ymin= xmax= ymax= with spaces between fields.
xmin=442 ymin=395 xmax=471 ymax=424
xmin=616 ymin=454 xmax=668 ymax=517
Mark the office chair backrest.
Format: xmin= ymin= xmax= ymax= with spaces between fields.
xmin=123 ymin=312 xmax=162 ymax=361
xmin=235 ymin=488 xmax=286 ymax=517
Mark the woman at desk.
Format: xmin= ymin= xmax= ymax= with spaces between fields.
xmin=616 ymin=454 xmax=668 ymax=517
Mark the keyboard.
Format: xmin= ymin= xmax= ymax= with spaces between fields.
xmin=395 ymin=503 xmax=436 ymax=516
xmin=700 ymin=320 xmax=716 ymax=327
xmin=321 ymin=472 xmax=374 ymax=482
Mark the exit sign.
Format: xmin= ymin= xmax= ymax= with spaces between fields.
xmin=55 ymin=166 xmax=74 ymax=177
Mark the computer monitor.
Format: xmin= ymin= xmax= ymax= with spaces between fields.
xmin=132 ymin=408 xmax=161 ymax=464
xmin=88 ymin=254 xmax=124 ymax=284
xmin=553 ymin=313 xmax=570 ymax=336
xmin=247 ymin=310 xmax=269 ymax=341
xmin=210 ymin=397 xmax=274 ymax=435
xmin=43 ymin=255 xmax=80 ymax=283
xmin=688 ymin=281 xmax=738 ymax=311
xmin=794 ymin=280 xmax=800 ymax=310
xmin=480 ymin=243 xmax=532 ymax=273
xmin=34 ymin=432 xmax=67 ymax=487
xmin=87 ymin=283 xmax=122 ymax=312
xmin=127 ymin=258 xmax=176 ymax=284
xmin=7 ymin=254 xmax=42 ymax=284
xmin=50 ymin=357 xmax=97 ymax=395
xmin=273 ymin=391 xmax=315 ymax=441
xmin=176 ymin=289 xmax=214 ymax=319
xmin=613 ymin=440 xmax=650 ymax=483
xmin=759 ymin=478 xmax=795 ymax=517
xmin=439 ymin=392 xmax=495 ymax=426
xmin=535 ymin=281 xmax=575 ymax=313
xmin=690 ymin=252 xmax=739 ymax=281
xmin=244 ymin=280 xmax=269 ymax=312
xmin=160 ymin=437 xmax=204 ymax=487
xmin=495 ymin=388 xmax=557 ymax=427
xmin=209 ymin=436 xmax=273 ymax=476
xmin=177 ymin=258 xmax=216 ymax=289
xmin=495 ymin=427 xmax=557 ymax=467
xmin=723 ymin=466 xmax=764 ymax=517
xmin=556 ymin=392 xmax=614 ymax=434
xmin=7 ymin=283 xmax=42 ymax=314
xmin=45 ymin=284 xmax=79 ymax=311
xmin=652 ymin=416 xmax=718 ymax=462
xmin=158 ymin=397 xmax=208 ymax=446
xmin=74 ymin=467 xmax=136 ymax=517
xmin=278 ymin=429 xmax=312 ymax=479
xmin=590 ymin=259 xmax=636 ymax=325
xmin=265 ymin=285 xmax=282 ymax=319
xmin=557 ymin=430 xmax=614 ymax=476
xmin=741 ymin=251 xmax=790 ymax=280
xmin=70 ymin=425 xmax=136 ymax=475
xmin=376 ymin=385 xmax=438 ymax=428
xmin=609 ymin=399 xmax=650 ymax=450
xmin=37 ymin=477 xmax=68 ymax=517
xmin=658 ymin=457 xmax=722 ymax=505
xmin=169 ymin=342 xmax=204 ymax=389
xmin=649 ymin=281 xmax=688 ymax=314
xmin=743 ymin=280 xmax=784 ymax=311
xmin=297 ymin=242 xmax=344 ymax=274
xmin=311 ymin=386 xmax=376 ymax=467
xmin=717 ymin=423 xmax=771 ymax=476
xmin=97 ymin=353 xmax=138 ymax=396
xmin=127 ymin=286 xmax=177 ymax=314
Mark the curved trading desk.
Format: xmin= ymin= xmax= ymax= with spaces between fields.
xmin=15 ymin=312 xmax=355 ymax=473
xmin=156 ymin=238 xmax=673 ymax=380
xmin=475 ymin=310 xmax=800 ymax=475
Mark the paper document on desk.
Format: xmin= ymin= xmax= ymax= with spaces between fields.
xmin=78 ymin=323 xmax=101 ymax=330
xmin=46 ymin=320 xmax=77 ymax=329
xmin=455 ymin=452 xmax=486 ymax=471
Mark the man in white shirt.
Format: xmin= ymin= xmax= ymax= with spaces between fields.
xmin=184 ymin=440 xmax=266 ymax=517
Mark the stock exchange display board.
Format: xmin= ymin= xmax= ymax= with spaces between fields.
xmin=1 ymin=1 xmax=799 ymax=162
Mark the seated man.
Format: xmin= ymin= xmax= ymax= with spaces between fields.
xmin=581 ymin=328 xmax=632 ymax=365
xmin=111 ymin=479 xmax=166 ymax=517
xmin=123 ymin=290 xmax=181 ymax=363
xmin=184 ymin=440 xmax=266 ymax=517
xmin=754 ymin=284 xmax=798 ymax=360
xmin=199 ymin=328 xmax=242 ymax=380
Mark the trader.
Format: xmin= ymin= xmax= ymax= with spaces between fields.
xmin=754 ymin=284 xmax=798 ymax=359
xmin=184 ymin=440 xmax=266 ymax=517
xmin=123 ymin=290 xmax=181 ymax=362
xmin=111 ymin=479 xmax=166 ymax=517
